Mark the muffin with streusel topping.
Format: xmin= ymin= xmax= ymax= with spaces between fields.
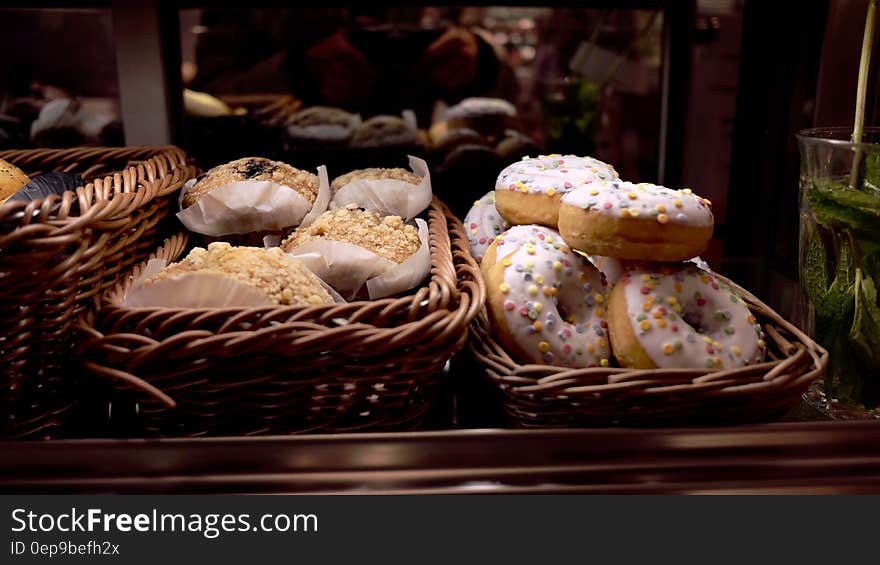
xmin=183 ymin=157 xmax=319 ymax=209
xmin=145 ymin=242 xmax=332 ymax=307
xmin=281 ymin=204 xmax=420 ymax=264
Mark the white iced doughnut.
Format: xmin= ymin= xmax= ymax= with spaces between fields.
xmin=485 ymin=225 xmax=612 ymax=367
xmin=559 ymin=180 xmax=714 ymax=262
xmin=479 ymin=224 xmax=558 ymax=278
xmin=494 ymin=154 xmax=619 ymax=227
xmin=608 ymin=263 xmax=766 ymax=370
xmin=463 ymin=190 xmax=510 ymax=263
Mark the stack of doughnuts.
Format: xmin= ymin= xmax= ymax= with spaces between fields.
xmin=465 ymin=154 xmax=766 ymax=371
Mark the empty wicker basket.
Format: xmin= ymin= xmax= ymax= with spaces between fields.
xmin=0 ymin=146 xmax=195 ymax=438
xmin=78 ymin=198 xmax=485 ymax=437
xmin=469 ymin=275 xmax=827 ymax=427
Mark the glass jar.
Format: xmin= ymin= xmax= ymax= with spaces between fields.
xmin=797 ymin=127 xmax=880 ymax=419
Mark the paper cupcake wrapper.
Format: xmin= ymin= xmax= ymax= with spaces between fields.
xmin=122 ymin=257 xmax=345 ymax=308
xmin=329 ymin=155 xmax=433 ymax=222
xmin=122 ymin=259 xmax=273 ymax=308
xmin=283 ymin=218 xmax=430 ymax=300
xmin=176 ymin=166 xmax=330 ymax=236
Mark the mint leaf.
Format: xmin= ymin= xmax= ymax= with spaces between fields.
xmin=803 ymin=231 xmax=829 ymax=307
xmin=850 ymin=270 xmax=880 ymax=369
xmin=814 ymin=236 xmax=857 ymax=394
xmin=806 ymin=180 xmax=880 ymax=240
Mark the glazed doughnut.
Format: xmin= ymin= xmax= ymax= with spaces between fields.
xmin=463 ymin=190 xmax=510 ymax=263
xmin=607 ymin=264 xmax=765 ymax=370
xmin=485 ymin=225 xmax=612 ymax=367
xmin=494 ymin=154 xmax=619 ymax=228
xmin=558 ymin=180 xmax=714 ymax=262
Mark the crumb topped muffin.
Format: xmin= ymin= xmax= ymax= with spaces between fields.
xmin=183 ymin=157 xmax=319 ymax=208
xmin=331 ymin=168 xmax=421 ymax=192
xmin=147 ymin=242 xmax=331 ymax=306
xmin=281 ymin=205 xmax=420 ymax=263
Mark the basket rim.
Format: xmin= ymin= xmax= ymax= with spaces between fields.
xmin=469 ymin=270 xmax=828 ymax=401
xmin=0 ymin=146 xmax=194 ymax=237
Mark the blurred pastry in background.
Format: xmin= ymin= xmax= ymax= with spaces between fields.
xmin=441 ymin=143 xmax=502 ymax=172
xmin=286 ymin=106 xmax=359 ymax=146
xmin=184 ymin=88 xmax=246 ymax=118
xmin=30 ymin=97 xmax=120 ymax=147
xmin=495 ymin=130 xmax=540 ymax=162
xmin=351 ymin=115 xmax=421 ymax=149
xmin=430 ymin=127 xmax=487 ymax=159
xmin=443 ymin=97 xmax=517 ymax=141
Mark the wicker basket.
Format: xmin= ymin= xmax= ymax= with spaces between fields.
xmin=0 ymin=146 xmax=196 ymax=439
xmin=469 ymin=275 xmax=828 ymax=427
xmin=78 ymin=198 xmax=485 ymax=437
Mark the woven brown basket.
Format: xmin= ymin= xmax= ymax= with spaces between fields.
xmin=469 ymin=275 xmax=828 ymax=427
xmin=78 ymin=198 xmax=485 ymax=437
xmin=0 ymin=146 xmax=196 ymax=439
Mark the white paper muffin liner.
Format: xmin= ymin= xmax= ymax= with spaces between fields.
xmin=282 ymin=218 xmax=431 ymax=300
xmin=176 ymin=165 xmax=331 ymax=236
xmin=122 ymin=257 xmax=345 ymax=308
xmin=329 ymin=155 xmax=433 ymax=222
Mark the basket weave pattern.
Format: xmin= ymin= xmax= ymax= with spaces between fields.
xmin=469 ymin=277 xmax=827 ymax=427
xmin=79 ymin=198 xmax=485 ymax=437
xmin=0 ymin=146 xmax=195 ymax=438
